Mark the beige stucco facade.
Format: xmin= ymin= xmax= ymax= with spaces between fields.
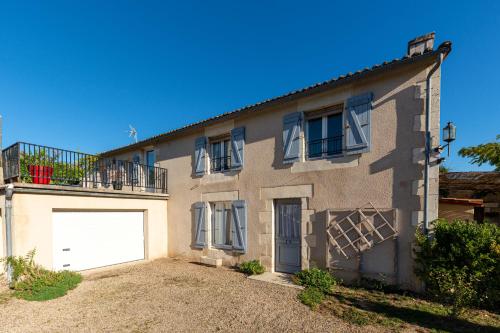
xmin=0 ymin=184 xmax=168 ymax=270
xmin=106 ymin=57 xmax=443 ymax=290
xmin=0 ymin=34 xmax=449 ymax=291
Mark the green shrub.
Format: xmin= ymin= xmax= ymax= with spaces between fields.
xmin=239 ymin=260 xmax=265 ymax=275
xmin=293 ymin=268 xmax=337 ymax=294
xmin=425 ymin=267 xmax=477 ymax=317
xmin=1 ymin=249 xmax=82 ymax=301
xmin=298 ymin=287 xmax=324 ymax=309
xmin=414 ymin=219 xmax=499 ymax=315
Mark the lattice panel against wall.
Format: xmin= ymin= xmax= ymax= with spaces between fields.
xmin=327 ymin=203 xmax=398 ymax=259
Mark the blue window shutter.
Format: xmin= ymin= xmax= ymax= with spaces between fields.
xmin=194 ymin=202 xmax=206 ymax=248
xmin=230 ymin=127 xmax=245 ymax=170
xmin=231 ymin=200 xmax=247 ymax=252
xmin=194 ymin=136 xmax=207 ymax=176
xmin=283 ymin=112 xmax=303 ymax=163
xmin=345 ymin=93 xmax=373 ymax=155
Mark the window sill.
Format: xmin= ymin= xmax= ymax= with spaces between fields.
xmin=201 ymin=171 xmax=239 ymax=184
xmin=210 ymin=168 xmax=232 ymax=174
xmin=212 ymin=244 xmax=233 ymax=251
xmin=291 ymin=154 xmax=359 ymax=173
xmin=306 ymin=153 xmax=344 ymax=161
xmin=209 ymin=245 xmax=244 ymax=255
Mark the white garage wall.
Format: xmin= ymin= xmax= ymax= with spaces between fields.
xmin=53 ymin=211 xmax=145 ymax=271
xmin=11 ymin=190 xmax=168 ymax=270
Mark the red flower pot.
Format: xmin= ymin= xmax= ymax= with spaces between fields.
xmin=28 ymin=165 xmax=54 ymax=184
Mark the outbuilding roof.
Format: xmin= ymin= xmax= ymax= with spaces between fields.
xmin=103 ymin=41 xmax=452 ymax=156
xmin=440 ymin=171 xmax=500 ymax=194
xmin=439 ymin=198 xmax=484 ymax=207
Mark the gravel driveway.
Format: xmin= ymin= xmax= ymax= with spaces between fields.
xmin=0 ymin=258 xmax=374 ymax=332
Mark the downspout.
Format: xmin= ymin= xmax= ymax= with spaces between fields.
xmin=423 ymin=53 xmax=444 ymax=235
xmin=5 ymin=184 xmax=14 ymax=282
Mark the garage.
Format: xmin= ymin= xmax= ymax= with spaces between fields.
xmin=52 ymin=211 xmax=145 ymax=271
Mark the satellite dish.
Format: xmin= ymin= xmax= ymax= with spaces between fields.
xmin=127 ymin=124 xmax=138 ymax=143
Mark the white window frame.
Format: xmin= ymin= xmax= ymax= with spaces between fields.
xmin=305 ymin=109 xmax=344 ymax=160
xmin=210 ymin=201 xmax=233 ymax=250
xmin=209 ymin=137 xmax=232 ymax=174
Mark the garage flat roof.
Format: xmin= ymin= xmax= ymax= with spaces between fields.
xmin=2 ymin=183 xmax=169 ymax=200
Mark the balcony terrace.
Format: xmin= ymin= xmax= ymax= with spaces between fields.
xmin=2 ymin=142 xmax=167 ymax=194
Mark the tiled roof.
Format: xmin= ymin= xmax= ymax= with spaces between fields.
xmin=102 ymin=41 xmax=452 ymax=156
xmin=440 ymin=171 xmax=500 ymax=192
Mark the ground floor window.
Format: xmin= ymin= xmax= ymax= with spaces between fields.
xmin=211 ymin=201 xmax=233 ymax=247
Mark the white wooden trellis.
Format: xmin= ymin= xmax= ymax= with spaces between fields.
xmin=327 ymin=202 xmax=397 ymax=259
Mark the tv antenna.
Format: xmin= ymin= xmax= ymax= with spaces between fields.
xmin=127 ymin=124 xmax=138 ymax=143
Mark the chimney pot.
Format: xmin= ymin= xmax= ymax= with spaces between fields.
xmin=408 ymin=32 xmax=435 ymax=57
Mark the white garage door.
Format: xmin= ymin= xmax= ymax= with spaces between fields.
xmin=53 ymin=211 xmax=145 ymax=271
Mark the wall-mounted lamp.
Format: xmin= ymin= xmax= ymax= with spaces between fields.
xmin=434 ymin=121 xmax=456 ymax=157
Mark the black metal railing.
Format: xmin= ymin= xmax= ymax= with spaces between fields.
xmin=306 ymin=135 xmax=343 ymax=158
xmin=210 ymin=155 xmax=231 ymax=172
xmin=2 ymin=142 xmax=168 ymax=193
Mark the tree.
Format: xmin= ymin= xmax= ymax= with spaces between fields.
xmin=458 ymin=135 xmax=500 ymax=171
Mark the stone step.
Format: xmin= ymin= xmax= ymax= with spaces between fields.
xmin=200 ymin=256 xmax=222 ymax=267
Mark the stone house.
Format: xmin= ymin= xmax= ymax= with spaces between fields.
xmin=94 ymin=33 xmax=452 ymax=290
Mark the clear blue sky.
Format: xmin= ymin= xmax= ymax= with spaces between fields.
xmin=1 ymin=1 xmax=499 ymax=171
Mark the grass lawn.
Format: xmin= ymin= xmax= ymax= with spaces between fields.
xmin=318 ymin=285 xmax=500 ymax=332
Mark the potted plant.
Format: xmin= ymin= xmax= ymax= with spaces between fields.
xmin=29 ymin=165 xmax=53 ymax=184
xmin=20 ymin=149 xmax=56 ymax=184
xmin=112 ymin=180 xmax=123 ymax=190
xmin=112 ymin=160 xmax=124 ymax=190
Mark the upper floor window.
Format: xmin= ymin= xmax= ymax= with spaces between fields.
xmin=146 ymin=150 xmax=155 ymax=187
xmin=146 ymin=150 xmax=155 ymax=166
xmin=306 ymin=111 xmax=343 ymax=159
xmin=194 ymin=127 xmax=245 ymax=176
xmin=210 ymin=138 xmax=231 ymax=172
xmin=128 ymin=153 xmax=141 ymax=184
xmin=282 ymin=93 xmax=373 ymax=164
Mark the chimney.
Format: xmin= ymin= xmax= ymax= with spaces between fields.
xmin=407 ymin=32 xmax=435 ymax=56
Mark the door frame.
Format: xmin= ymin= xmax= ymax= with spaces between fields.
xmin=273 ymin=198 xmax=302 ymax=274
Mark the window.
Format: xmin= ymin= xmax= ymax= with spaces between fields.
xmin=127 ymin=154 xmax=141 ymax=185
xmin=306 ymin=112 xmax=343 ymax=159
xmin=146 ymin=150 xmax=155 ymax=187
xmin=211 ymin=202 xmax=233 ymax=247
xmin=210 ymin=138 xmax=231 ymax=172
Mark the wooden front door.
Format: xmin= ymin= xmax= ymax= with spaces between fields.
xmin=275 ymin=199 xmax=301 ymax=273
